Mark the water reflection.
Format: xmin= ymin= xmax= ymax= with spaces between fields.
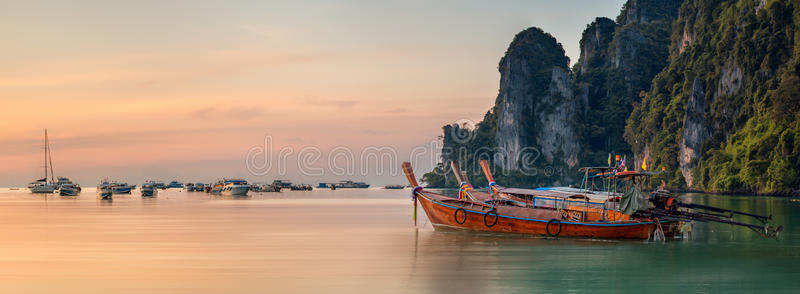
xmin=0 ymin=188 xmax=798 ymax=293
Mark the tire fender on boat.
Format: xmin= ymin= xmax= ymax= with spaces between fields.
xmin=454 ymin=208 xmax=467 ymax=224
xmin=546 ymin=219 xmax=562 ymax=237
xmin=484 ymin=209 xmax=498 ymax=227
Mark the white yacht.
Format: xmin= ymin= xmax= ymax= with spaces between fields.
xmin=218 ymin=179 xmax=250 ymax=196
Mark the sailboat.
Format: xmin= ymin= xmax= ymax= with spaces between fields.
xmin=28 ymin=129 xmax=57 ymax=194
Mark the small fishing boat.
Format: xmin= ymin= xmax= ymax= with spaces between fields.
xmin=111 ymin=182 xmax=132 ymax=194
xmin=97 ymin=180 xmax=112 ymax=200
xmin=59 ymin=183 xmax=81 ymax=196
xmin=401 ymin=160 xmax=781 ymax=240
xmin=167 ymin=181 xmax=184 ymax=189
xmin=384 ymin=184 xmax=405 ymax=189
xmin=153 ymin=181 xmax=167 ymax=190
xmin=141 ymin=182 xmax=157 ymax=197
xmin=185 ymin=183 xmax=195 ymax=191
xmin=193 ymin=183 xmax=205 ymax=192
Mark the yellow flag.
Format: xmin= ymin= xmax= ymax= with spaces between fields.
xmin=642 ymin=158 xmax=647 ymax=171
xmin=607 ymin=153 xmax=611 ymax=166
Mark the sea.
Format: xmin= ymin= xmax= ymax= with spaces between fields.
xmin=0 ymin=187 xmax=798 ymax=293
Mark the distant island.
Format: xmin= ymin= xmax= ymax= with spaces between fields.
xmin=423 ymin=0 xmax=800 ymax=196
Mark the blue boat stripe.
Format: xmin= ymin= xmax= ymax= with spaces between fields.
xmin=421 ymin=194 xmax=660 ymax=227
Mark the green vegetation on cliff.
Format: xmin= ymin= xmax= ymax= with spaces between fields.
xmin=626 ymin=0 xmax=800 ymax=194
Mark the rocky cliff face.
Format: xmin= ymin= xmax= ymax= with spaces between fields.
xmin=626 ymin=0 xmax=800 ymax=194
xmin=679 ymin=78 xmax=708 ymax=187
xmin=494 ymin=28 xmax=578 ymax=172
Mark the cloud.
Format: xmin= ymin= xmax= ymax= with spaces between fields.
xmin=304 ymin=97 xmax=358 ymax=109
xmin=189 ymin=106 xmax=265 ymax=120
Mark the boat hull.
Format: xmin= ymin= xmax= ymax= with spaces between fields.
xmin=59 ymin=188 xmax=80 ymax=196
xmin=30 ymin=184 xmax=56 ymax=193
xmin=221 ymin=185 xmax=249 ymax=196
xmin=141 ymin=189 xmax=157 ymax=197
xmin=417 ymin=192 xmax=664 ymax=239
xmin=112 ymin=187 xmax=132 ymax=194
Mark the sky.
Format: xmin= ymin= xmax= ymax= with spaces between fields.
xmin=0 ymin=0 xmax=626 ymax=187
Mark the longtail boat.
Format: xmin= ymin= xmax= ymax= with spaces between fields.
xmin=402 ymin=161 xmax=782 ymax=240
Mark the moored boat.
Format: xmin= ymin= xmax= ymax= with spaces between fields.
xmin=220 ymin=179 xmax=249 ymax=196
xmin=141 ymin=182 xmax=157 ymax=197
xmin=29 ymin=129 xmax=57 ymax=194
xmin=185 ymin=183 xmax=195 ymax=191
xmin=384 ymin=184 xmax=405 ymax=189
xmin=167 ymin=181 xmax=184 ymax=189
xmin=111 ymin=182 xmax=132 ymax=194
xmin=97 ymin=180 xmax=113 ymax=200
xmin=153 ymin=181 xmax=167 ymax=190
xmin=59 ymin=183 xmax=81 ymax=196
xmin=273 ymin=180 xmax=293 ymax=189
xmin=319 ymin=180 xmax=369 ymax=189
xmin=401 ymin=161 xmax=782 ymax=240
xmin=402 ymin=162 xmax=663 ymax=239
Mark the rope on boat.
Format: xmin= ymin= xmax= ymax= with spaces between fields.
xmin=652 ymin=217 xmax=666 ymax=242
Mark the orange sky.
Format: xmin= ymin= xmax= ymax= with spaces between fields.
xmin=0 ymin=1 xmax=625 ymax=186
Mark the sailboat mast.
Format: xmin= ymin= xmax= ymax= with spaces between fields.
xmin=44 ymin=129 xmax=48 ymax=181
xmin=46 ymin=129 xmax=54 ymax=182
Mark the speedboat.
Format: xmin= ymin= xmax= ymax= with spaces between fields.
xmin=97 ymin=180 xmax=112 ymax=200
xmin=167 ymin=181 xmax=184 ymax=189
xmin=111 ymin=182 xmax=132 ymax=194
xmin=59 ymin=183 xmax=81 ymax=196
xmin=141 ymin=182 xmax=157 ymax=197
xmin=384 ymin=184 xmax=405 ymax=189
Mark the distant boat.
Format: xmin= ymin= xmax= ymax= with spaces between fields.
xmin=59 ymin=183 xmax=81 ymax=196
xmin=141 ymin=182 xmax=157 ymax=197
xmin=167 ymin=181 xmax=184 ymax=189
xmin=290 ymin=184 xmax=312 ymax=191
xmin=97 ymin=180 xmax=112 ymax=200
xmin=272 ymin=180 xmax=293 ymax=189
xmin=384 ymin=184 xmax=405 ymax=189
xmin=251 ymin=183 xmax=279 ymax=192
xmin=111 ymin=182 xmax=132 ymax=194
xmin=153 ymin=181 xmax=167 ymax=190
xmin=28 ymin=129 xmax=57 ymax=194
xmin=193 ymin=183 xmax=205 ymax=192
xmin=209 ymin=179 xmax=249 ymax=196
xmin=221 ymin=179 xmax=250 ymax=196
xmin=320 ymin=180 xmax=369 ymax=189
xmin=185 ymin=183 xmax=195 ymax=191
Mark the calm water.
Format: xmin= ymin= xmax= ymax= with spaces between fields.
xmin=0 ymin=187 xmax=798 ymax=293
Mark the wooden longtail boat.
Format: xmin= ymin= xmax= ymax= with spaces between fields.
xmin=402 ymin=162 xmax=671 ymax=239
